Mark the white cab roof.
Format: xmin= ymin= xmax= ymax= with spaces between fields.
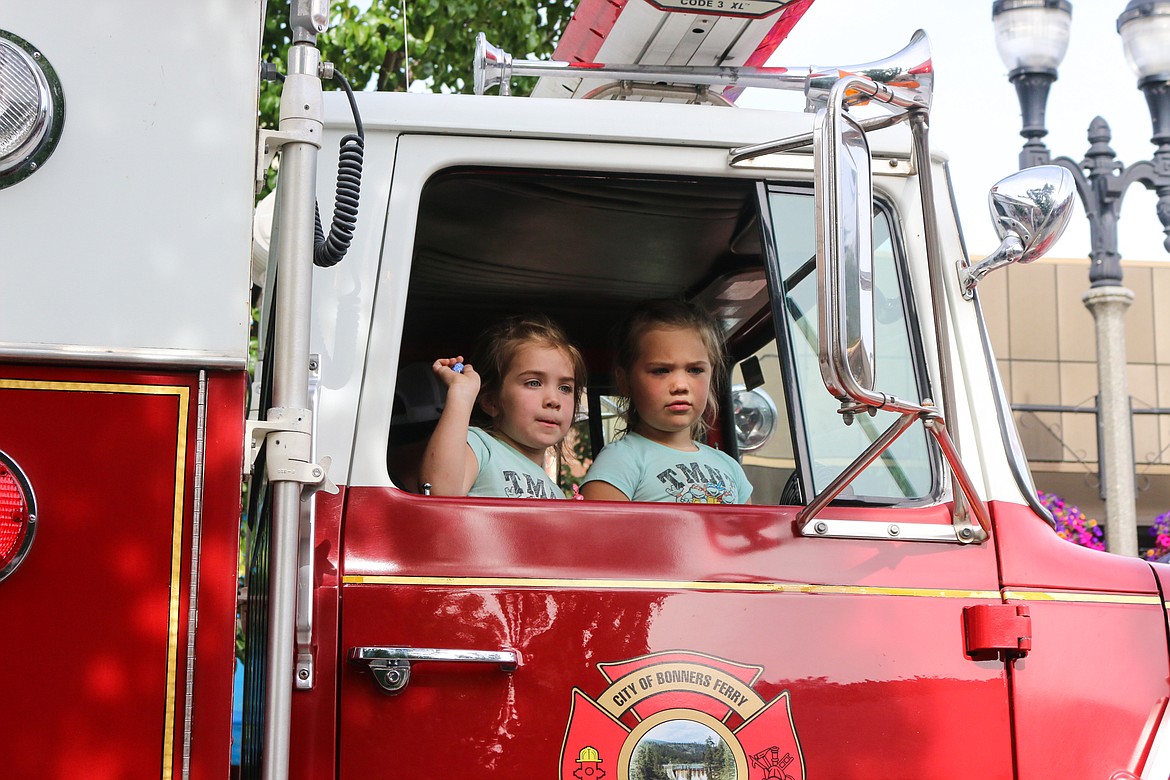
xmin=327 ymin=91 xmax=916 ymax=158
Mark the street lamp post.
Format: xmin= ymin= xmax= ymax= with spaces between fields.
xmin=992 ymin=0 xmax=1170 ymax=556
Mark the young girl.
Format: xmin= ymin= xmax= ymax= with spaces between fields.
xmin=581 ymin=299 xmax=752 ymax=504
xmin=421 ymin=315 xmax=587 ymax=499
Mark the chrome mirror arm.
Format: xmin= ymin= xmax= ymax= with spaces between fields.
xmin=798 ymin=412 xmax=919 ymax=524
xmin=798 ymin=405 xmax=991 ymax=545
xmin=803 ymin=94 xmax=991 ymax=545
xmin=959 ymin=234 xmax=1024 ymax=301
xmin=729 ymin=113 xmax=910 ymax=166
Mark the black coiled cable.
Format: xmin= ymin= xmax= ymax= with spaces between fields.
xmin=313 ymin=71 xmax=364 ymax=268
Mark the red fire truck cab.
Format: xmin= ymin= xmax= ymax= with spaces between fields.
xmin=2 ymin=2 xmax=1169 ymax=779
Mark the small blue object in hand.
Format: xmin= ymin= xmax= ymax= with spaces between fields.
xmin=452 ymin=362 xmax=464 ymax=373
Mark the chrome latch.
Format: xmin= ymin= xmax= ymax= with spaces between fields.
xmin=364 ymin=657 xmax=411 ymax=694
xmin=348 ymin=646 xmax=520 ymax=695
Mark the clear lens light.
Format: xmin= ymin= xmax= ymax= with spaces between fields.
xmin=1119 ymin=2 xmax=1170 ymax=80
xmin=732 ymin=386 xmax=778 ymax=452
xmin=0 ymin=40 xmax=48 ymax=165
xmin=993 ymin=2 xmax=1072 ymax=72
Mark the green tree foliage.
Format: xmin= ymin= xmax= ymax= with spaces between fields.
xmin=631 ymin=742 xmax=671 ymax=780
xmin=259 ymin=0 xmax=575 ymax=129
xmin=702 ymin=735 xmax=733 ymax=780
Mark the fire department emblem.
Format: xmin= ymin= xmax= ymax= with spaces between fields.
xmin=559 ymin=651 xmax=804 ymax=780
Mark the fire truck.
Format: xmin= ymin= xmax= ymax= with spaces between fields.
xmin=3 ymin=1 xmax=1170 ymax=778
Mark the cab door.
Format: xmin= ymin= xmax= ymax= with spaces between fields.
xmin=334 ymin=135 xmax=1013 ymax=779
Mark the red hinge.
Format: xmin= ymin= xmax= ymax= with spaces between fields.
xmin=963 ymin=604 xmax=1032 ymax=660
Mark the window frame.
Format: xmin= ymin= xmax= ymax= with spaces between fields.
xmin=757 ymin=181 xmax=942 ymax=508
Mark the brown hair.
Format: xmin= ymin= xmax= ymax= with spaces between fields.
xmin=473 ymin=314 xmax=588 ymax=428
xmin=613 ymin=298 xmax=727 ymax=438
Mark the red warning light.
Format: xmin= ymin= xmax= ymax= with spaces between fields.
xmin=0 ymin=451 xmax=36 ymax=582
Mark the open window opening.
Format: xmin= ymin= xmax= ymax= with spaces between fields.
xmin=386 ymin=167 xmax=790 ymax=499
xmin=385 ymin=167 xmax=934 ymax=507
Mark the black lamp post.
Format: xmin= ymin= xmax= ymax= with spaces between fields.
xmin=992 ymin=0 xmax=1170 ymax=554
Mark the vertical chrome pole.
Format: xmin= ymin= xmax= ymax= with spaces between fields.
xmin=909 ymin=110 xmax=974 ymax=532
xmin=262 ymin=8 xmax=324 ymax=779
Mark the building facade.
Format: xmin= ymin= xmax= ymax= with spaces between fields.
xmin=979 ymin=257 xmax=1170 ymax=555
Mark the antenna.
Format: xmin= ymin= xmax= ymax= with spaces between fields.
xmin=402 ymin=0 xmax=411 ymax=88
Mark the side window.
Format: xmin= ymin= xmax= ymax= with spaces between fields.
xmin=766 ymin=187 xmax=936 ymax=504
xmin=385 ymin=167 xmax=803 ymax=502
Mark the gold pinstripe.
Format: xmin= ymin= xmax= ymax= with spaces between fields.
xmin=344 ymin=575 xmax=1165 ymax=607
xmin=1003 ymin=589 xmax=1162 ymax=605
xmin=342 ymin=574 xmax=1001 ymax=600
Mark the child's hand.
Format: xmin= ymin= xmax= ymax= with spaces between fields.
xmin=432 ymin=356 xmax=480 ymax=403
xmin=424 ymin=356 xmax=483 ymax=497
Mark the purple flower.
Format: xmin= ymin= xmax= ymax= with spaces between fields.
xmin=1038 ymin=491 xmax=1106 ymax=551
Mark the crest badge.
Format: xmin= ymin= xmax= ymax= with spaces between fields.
xmin=560 ymin=651 xmax=804 ymax=779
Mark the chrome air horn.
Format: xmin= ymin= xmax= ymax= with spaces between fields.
xmin=473 ymin=30 xmax=932 ymax=111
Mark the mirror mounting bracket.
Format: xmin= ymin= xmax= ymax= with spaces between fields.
xmin=797 ymin=403 xmax=991 ymax=545
xmin=959 ymin=234 xmax=1024 ymax=300
xmin=806 ymin=65 xmax=991 ymax=545
xmin=837 ymin=399 xmax=877 ymax=426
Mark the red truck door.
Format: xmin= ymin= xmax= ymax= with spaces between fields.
xmin=338 ymin=495 xmax=1010 ymax=779
xmin=326 ymin=141 xmax=1015 ymax=778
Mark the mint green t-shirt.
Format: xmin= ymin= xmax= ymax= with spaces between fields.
xmin=467 ymin=427 xmax=564 ymax=499
xmin=581 ymin=432 xmax=753 ymax=504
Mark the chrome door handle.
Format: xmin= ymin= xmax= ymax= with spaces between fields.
xmin=348 ymin=646 xmax=520 ymax=694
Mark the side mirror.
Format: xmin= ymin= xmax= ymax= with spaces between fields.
xmin=814 ymin=80 xmax=876 ymax=403
xmin=959 ymin=165 xmax=1076 ymax=299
